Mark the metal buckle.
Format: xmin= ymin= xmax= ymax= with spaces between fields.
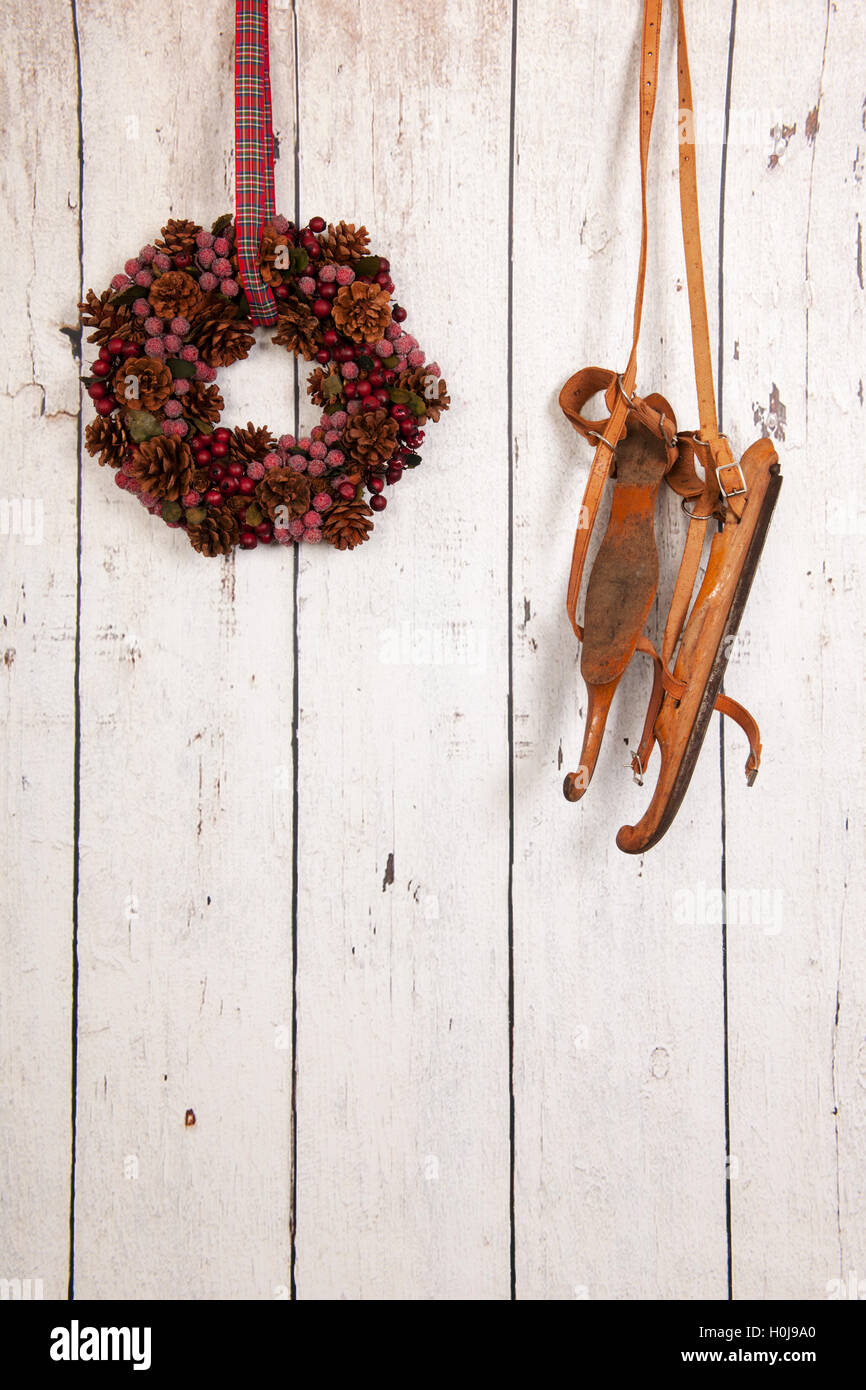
xmin=716 ymin=461 xmax=747 ymax=499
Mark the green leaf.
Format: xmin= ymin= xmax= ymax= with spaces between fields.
xmin=403 ymin=452 xmax=422 ymax=469
xmin=244 ymin=502 xmax=263 ymax=527
xmin=184 ymin=506 xmax=207 ymax=525
xmin=167 ymin=357 xmax=197 ymax=379
xmin=125 ymin=409 xmax=163 ymax=442
xmin=355 ymin=255 xmax=381 ymax=277
xmin=290 ymin=247 xmax=309 ymax=274
xmin=357 ymin=354 xmax=374 ymax=373
xmin=162 ymin=500 xmax=182 ymax=523
xmin=188 ymin=415 xmax=214 ymax=435
xmin=383 ymin=355 xmax=399 ymax=369
xmin=110 ymin=284 xmax=144 ymax=306
xmin=322 ymin=373 xmax=343 ymax=399
xmin=211 ymin=213 xmax=233 ymax=236
xmin=407 ymin=392 xmax=427 ymax=418
xmin=323 ymin=402 xmax=339 ymax=416
xmin=80 ymin=376 xmax=96 ymax=386
xmin=388 ymin=387 xmax=410 ymax=404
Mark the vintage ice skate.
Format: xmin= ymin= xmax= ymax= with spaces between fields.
xmin=560 ymin=0 xmax=781 ymax=853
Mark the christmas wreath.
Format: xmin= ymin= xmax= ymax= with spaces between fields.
xmin=79 ymin=214 xmax=449 ymax=554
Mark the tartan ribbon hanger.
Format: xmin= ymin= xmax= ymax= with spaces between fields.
xmin=234 ymin=0 xmax=278 ymax=326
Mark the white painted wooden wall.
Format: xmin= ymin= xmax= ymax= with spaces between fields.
xmin=1 ymin=0 xmax=863 ymax=1301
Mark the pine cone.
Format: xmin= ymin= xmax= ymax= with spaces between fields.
xmin=79 ymin=289 xmax=145 ymax=347
xmin=322 ymin=495 xmax=374 ymax=550
xmin=193 ymin=317 xmax=254 ymax=368
xmin=148 ymin=271 xmax=203 ymax=321
xmin=189 ymin=291 xmax=244 ymax=328
xmin=112 ymin=356 xmax=173 ymax=412
xmin=424 ymin=379 xmax=450 ymax=422
xmin=186 ymin=508 xmax=240 ymax=557
xmin=343 ymin=407 xmax=399 ymax=467
xmin=191 ymin=465 xmax=212 ymax=493
xmin=180 ymin=380 xmax=224 ymax=423
xmin=155 ymin=218 xmax=202 ymax=257
xmin=255 ymin=466 xmax=311 ymax=521
xmin=332 ymin=282 xmax=392 ymax=345
xmin=273 ymin=297 xmax=320 ymax=361
xmin=84 ymin=415 xmax=129 ymax=468
xmin=230 ymin=422 xmax=276 ymax=464
xmin=259 ymin=221 xmax=292 ymax=287
xmin=306 ymin=365 xmax=344 ymax=407
xmin=316 ymin=221 xmax=370 ymax=264
xmin=127 ymin=436 xmax=193 ymax=500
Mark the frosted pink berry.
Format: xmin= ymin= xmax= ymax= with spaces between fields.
xmin=180 ymin=345 xmax=199 ymax=361
xmin=262 ymin=452 xmax=281 ymax=472
xmin=163 ymin=399 xmax=182 ymax=418
xmin=310 ymin=425 xmax=325 ymax=441
xmin=297 ymin=276 xmax=317 ymax=297
xmin=303 ymin=527 xmax=322 ymax=543
xmin=124 ymin=258 xmax=141 ymax=277
xmin=198 ymin=272 xmax=218 ymax=293
xmin=144 ymin=337 xmax=165 ymax=356
xmin=247 ymin=459 xmax=266 ymax=481
xmin=274 ymin=526 xmax=292 ymax=545
xmin=317 ymin=263 xmax=337 ymax=283
xmin=133 ymin=298 xmax=151 ymax=317
xmin=220 ymin=279 xmax=239 ymax=297
xmin=425 ymin=361 xmax=441 ymax=378
xmin=134 ymin=269 xmax=154 ymax=288
xmin=341 ymin=361 xmax=359 ymax=380
xmin=152 ymin=252 xmax=172 ymax=272
xmin=272 ymin=215 xmax=289 ymax=234
xmin=287 ymin=454 xmax=308 ymax=474
xmin=307 ymin=459 xmax=326 ymax=478
xmin=197 ymin=248 xmax=215 ymax=269
xmin=325 ymin=449 xmax=345 ymax=467
xmin=327 ymin=410 xmax=347 ymax=430
xmin=138 ymin=245 xmax=156 ymax=264
xmin=335 ymin=266 xmax=355 ymax=286
xmin=213 ymin=257 xmax=232 ymax=278
xmin=278 ymin=435 xmax=296 ymax=450
xmin=395 ymin=334 xmax=414 ymax=355
xmin=182 ymin=491 xmax=200 ymax=507
xmin=302 ymin=510 xmax=321 ymax=528
xmin=172 ymin=379 xmax=190 ymax=395
xmin=324 ymin=430 xmax=341 ymax=446
xmin=347 ymin=399 xmax=363 ymax=414
xmin=110 ymin=274 xmax=131 ymax=291
xmin=170 ymin=316 xmax=189 ymax=336
xmin=313 ymin=492 xmax=332 ymax=512
xmin=309 ymin=440 xmax=327 ymax=459
xmin=297 ymin=437 xmax=311 ymax=452
xmin=144 ymin=316 xmax=163 ymax=336
xmin=407 ymin=349 xmax=425 ymax=368
xmin=163 ymin=334 xmax=182 ymax=354
xmin=288 ymin=518 xmax=305 ymax=541
xmin=161 ymin=420 xmax=176 ymax=436
xmin=174 ymin=418 xmax=188 ymax=435
xmin=385 ymin=323 xmax=401 ymax=341
xmin=195 ymin=361 xmax=214 ymax=380
xmin=195 ymin=231 xmax=215 ymax=249
xmin=374 ymin=339 xmax=391 ymax=357
xmin=213 ymin=237 xmax=230 ymax=257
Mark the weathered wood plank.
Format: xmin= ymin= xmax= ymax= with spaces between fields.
xmin=70 ymin=9 xmax=297 ymax=1298
xmin=0 ymin=1 xmax=81 ymax=1299
xmin=292 ymin=0 xmax=513 ymax=1299
xmin=722 ymin=0 xmax=866 ymax=1300
xmin=511 ymin=0 xmax=736 ymax=1298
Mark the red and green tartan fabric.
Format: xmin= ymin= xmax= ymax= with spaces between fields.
xmin=234 ymin=0 xmax=278 ymax=326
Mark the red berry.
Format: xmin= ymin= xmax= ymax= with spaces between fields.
xmin=211 ymin=441 xmax=229 ymax=459
xmin=318 ymin=283 xmax=337 ymax=300
xmin=392 ymin=305 xmax=407 ymax=323
xmin=343 ymin=381 xmax=356 ymax=399
xmin=385 ymin=467 xmax=401 ymax=484
xmin=227 ymin=461 xmax=244 ymax=479
xmin=94 ymin=397 xmax=114 ymax=416
xmin=174 ymin=253 xmax=191 ymax=268
xmin=210 ymin=465 xmax=225 ymax=483
xmin=88 ymin=381 xmax=107 ymax=399
xmin=335 ymin=344 xmax=355 ymax=363
xmin=315 ymin=349 xmax=331 ymax=365
xmin=275 ymin=284 xmax=290 ymax=300
xmin=356 ymin=380 xmax=372 ymax=398
xmin=122 ymin=341 xmax=139 ymax=358
xmin=204 ymin=490 xmax=223 ymax=507
xmin=196 ymin=448 xmax=212 ymax=466
xmin=378 ymin=258 xmax=390 ymax=273
xmin=309 ymin=216 xmax=326 ymax=233
xmin=374 ymin=389 xmax=389 ymax=406
xmin=312 ymin=299 xmax=331 ymax=319
xmin=213 ymin=428 xmax=231 ymax=444
xmin=98 ymin=345 xmax=113 ymax=361
xmin=391 ymin=404 xmax=409 ymax=421
xmin=383 ymin=370 xmax=397 ymax=384
xmin=369 ymin=475 xmax=384 ymax=494
xmin=239 ymin=530 xmax=257 ymax=549
xmin=375 ymin=271 xmax=390 ymax=287
xmin=107 ymin=337 xmax=125 ymax=356
xmin=370 ymin=494 xmax=387 ymax=512
xmin=91 ymin=359 xmax=110 ymax=377
xmin=368 ymin=371 xmax=383 ymax=387
xmin=338 ymin=482 xmax=356 ymax=501
xmin=254 ymin=522 xmax=273 ymax=541
xmin=220 ymin=477 xmax=239 ymax=496
xmin=238 ymin=477 xmax=256 ymax=496
xmin=307 ymin=243 xmax=321 ymax=259
xmin=323 ymin=329 xmax=338 ymax=347
xmin=399 ymin=419 xmax=415 ymax=437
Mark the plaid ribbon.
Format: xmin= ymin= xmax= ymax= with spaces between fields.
xmin=235 ymin=0 xmax=277 ymax=325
